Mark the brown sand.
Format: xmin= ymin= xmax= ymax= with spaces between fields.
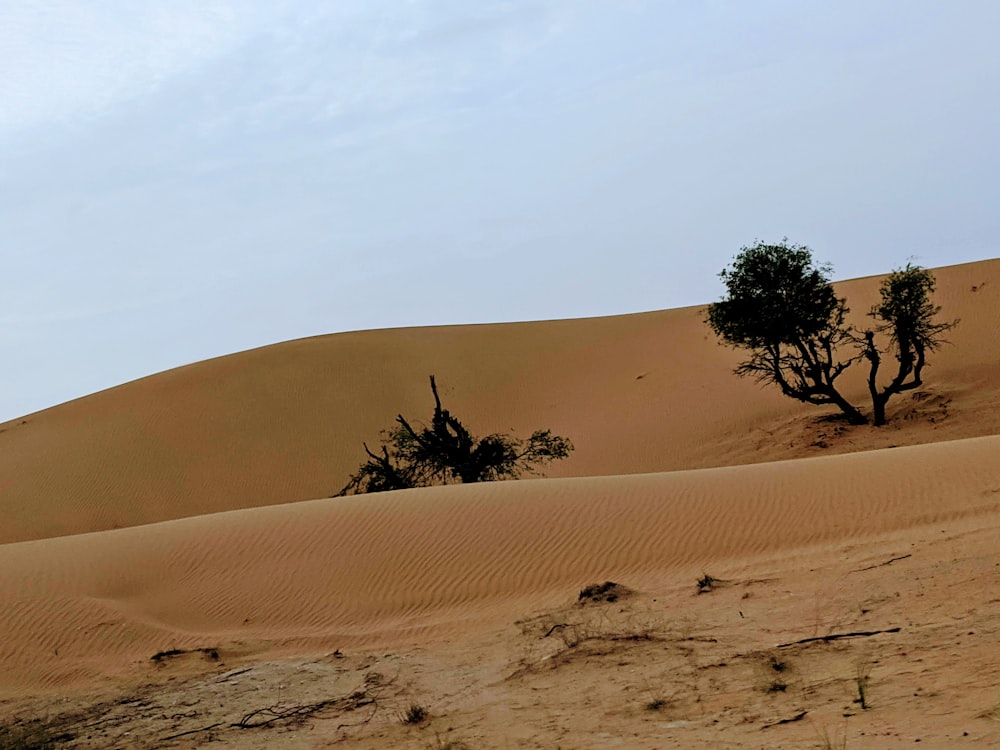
xmin=1 ymin=259 xmax=999 ymax=748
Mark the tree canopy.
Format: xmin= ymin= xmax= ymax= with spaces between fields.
xmin=859 ymin=263 xmax=957 ymax=425
xmin=707 ymin=241 xmax=864 ymax=424
xmin=707 ymin=240 xmax=956 ymax=426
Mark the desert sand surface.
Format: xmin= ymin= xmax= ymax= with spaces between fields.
xmin=2 ymin=259 xmax=1000 ymax=748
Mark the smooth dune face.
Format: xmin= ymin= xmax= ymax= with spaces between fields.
xmin=0 ymin=259 xmax=997 ymax=544
xmin=2 ymin=258 xmax=1000 ymax=737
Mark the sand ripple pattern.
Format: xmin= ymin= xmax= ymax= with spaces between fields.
xmin=1 ymin=435 xmax=999 ymax=693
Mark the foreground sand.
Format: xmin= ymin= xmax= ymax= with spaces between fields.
xmin=2 ymin=259 xmax=999 ymax=748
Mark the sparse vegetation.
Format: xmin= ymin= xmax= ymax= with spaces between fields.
xmin=853 ymin=657 xmax=873 ymax=710
xmin=400 ymin=702 xmax=428 ymax=724
xmin=511 ymin=584 xmax=664 ymax=677
xmin=644 ymin=696 xmax=670 ymax=711
xmin=707 ymin=240 xmax=956 ymax=426
xmin=425 ymin=733 xmax=472 ymax=750
xmin=236 ymin=688 xmax=377 ymax=729
xmin=578 ymin=581 xmax=630 ymax=604
xmin=231 ymin=668 xmax=390 ymax=732
xmin=755 ymin=653 xmax=791 ymax=694
xmin=150 ymin=646 xmax=219 ymax=662
xmin=338 ymin=375 xmax=573 ymax=495
xmin=814 ymin=720 xmax=849 ymax=749
xmin=697 ymin=573 xmax=720 ymax=594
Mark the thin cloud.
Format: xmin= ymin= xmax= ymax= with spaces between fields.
xmin=0 ymin=1 xmax=267 ymax=133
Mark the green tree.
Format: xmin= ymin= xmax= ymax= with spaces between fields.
xmin=707 ymin=241 xmax=956 ymax=426
xmin=338 ymin=376 xmax=574 ymax=495
xmin=707 ymin=240 xmax=866 ymax=424
xmin=858 ymin=263 xmax=957 ymax=425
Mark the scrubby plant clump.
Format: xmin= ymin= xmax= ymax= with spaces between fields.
xmin=338 ymin=376 xmax=573 ymax=495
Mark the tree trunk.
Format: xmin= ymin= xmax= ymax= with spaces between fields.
xmin=830 ymin=390 xmax=869 ymax=425
xmin=872 ymin=395 xmax=888 ymax=427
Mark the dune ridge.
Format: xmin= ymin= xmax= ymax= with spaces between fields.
xmin=1 ymin=259 xmax=998 ymax=544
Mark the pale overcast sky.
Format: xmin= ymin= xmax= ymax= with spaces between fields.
xmin=2 ymin=1 xmax=998 ymax=421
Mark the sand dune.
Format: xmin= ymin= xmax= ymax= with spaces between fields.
xmin=3 ymin=259 xmax=1000 ymax=747
xmin=2 ymin=433 xmax=998 ymax=696
xmin=0 ymin=259 xmax=998 ymax=545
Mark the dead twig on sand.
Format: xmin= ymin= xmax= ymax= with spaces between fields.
xmin=161 ymin=723 xmax=224 ymax=742
xmin=215 ymin=667 xmax=252 ymax=682
xmin=150 ymin=646 xmax=220 ymax=663
xmin=761 ymin=710 xmax=808 ymax=729
xmin=236 ymin=694 xmax=374 ymax=729
xmin=234 ymin=675 xmax=388 ymax=730
xmin=777 ymin=627 xmax=900 ymax=649
xmin=851 ymin=554 xmax=912 ymax=573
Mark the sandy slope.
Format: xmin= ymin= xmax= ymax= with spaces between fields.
xmin=0 ymin=259 xmax=998 ymax=544
xmin=2 ymin=259 xmax=1000 ymax=748
xmin=2 ymin=433 xmax=998 ymax=698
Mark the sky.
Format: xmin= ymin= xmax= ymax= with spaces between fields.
xmin=2 ymin=1 xmax=999 ymax=421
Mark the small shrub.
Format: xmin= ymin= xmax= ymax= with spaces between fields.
xmin=339 ymin=375 xmax=573 ymax=495
xmin=401 ymin=703 xmax=428 ymax=725
xmin=578 ymin=581 xmax=630 ymax=604
xmin=815 ymin=721 xmax=848 ymax=750
xmin=755 ymin=652 xmax=792 ymax=695
xmin=696 ymin=574 xmax=717 ymax=594
xmin=150 ymin=648 xmax=185 ymax=662
xmin=645 ymin=697 xmax=669 ymax=711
